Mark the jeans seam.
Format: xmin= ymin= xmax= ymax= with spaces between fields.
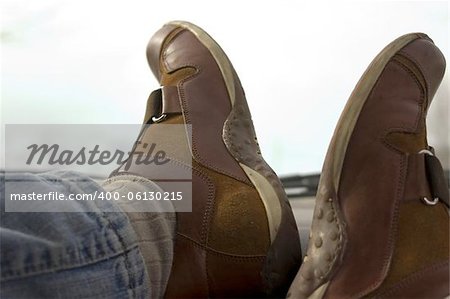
xmin=1 ymin=244 xmax=140 ymax=282
xmin=100 ymin=211 xmax=136 ymax=298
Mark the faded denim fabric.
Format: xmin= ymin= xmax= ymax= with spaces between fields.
xmin=0 ymin=171 xmax=150 ymax=298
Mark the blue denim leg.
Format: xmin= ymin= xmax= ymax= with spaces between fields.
xmin=0 ymin=171 xmax=150 ymax=298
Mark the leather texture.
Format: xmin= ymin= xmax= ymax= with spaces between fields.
xmin=367 ymin=200 xmax=449 ymax=298
xmin=402 ymin=153 xmax=432 ymax=202
xmin=325 ymin=36 xmax=449 ymax=298
xmin=161 ymin=86 xmax=182 ymax=115
xmin=222 ymin=59 xmax=302 ymax=295
xmin=424 ymin=153 xmax=450 ymax=207
xmin=113 ymin=22 xmax=302 ymax=298
xmin=373 ymin=261 xmax=449 ymax=299
xmin=159 ymin=28 xmax=251 ymax=184
xmin=146 ymin=24 xmax=179 ymax=81
xmin=288 ymin=33 xmax=449 ymax=299
xmin=142 ymin=87 xmax=182 ymax=124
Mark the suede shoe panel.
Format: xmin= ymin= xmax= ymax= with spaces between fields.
xmin=367 ymin=201 xmax=449 ymax=296
xmin=199 ymin=163 xmax=271 ymax=256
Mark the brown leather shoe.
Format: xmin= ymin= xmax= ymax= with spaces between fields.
xmin=288 ymin=33 xmax=449 ymax=299
xmin=111 ymin=21 xmax=301 ymax=297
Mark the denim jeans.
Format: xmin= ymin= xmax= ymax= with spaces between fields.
xmin=0 ymin=171 xmax=151 ymax=298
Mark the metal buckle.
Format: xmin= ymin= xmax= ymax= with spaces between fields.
xmin=418 ymin=149 xmax=434 ymax=156
xmin=418 ymin=148 xmax=440 ymax=206
xmin=151 ymin=86 xmax=170 ymax=123
xmin=421 ymin=197 xmax=439 ymax=206
xmin=151 ymin=114 xmax=167 ymax=123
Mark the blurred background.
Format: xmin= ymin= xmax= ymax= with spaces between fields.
xmin=1 ymin=0 xmax=449 ymax=178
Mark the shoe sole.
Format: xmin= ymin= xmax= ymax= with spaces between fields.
xmin=302 ymin=33 xmax=427 ymax=299
xmin=167 ymin=20 xmax=283 ymax=243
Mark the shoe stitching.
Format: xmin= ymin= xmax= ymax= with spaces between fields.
xmin=161 ymin=29 xmax=252 ymax=185
xmin=359 ymin=59 xmax=425 ymax=297
xmin=375 ymin=261 xmax=449 ymax=298
xmin=178 ymin=233 xmax=266 ymax=260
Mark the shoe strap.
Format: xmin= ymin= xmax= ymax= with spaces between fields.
xmin=143 ymin=86 xmax=182 ymax=124
xmin=421 ymin=147 xmax=449 ymax=208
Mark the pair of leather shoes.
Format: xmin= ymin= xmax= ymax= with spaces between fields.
xmin=111 ymin=21 xmax=449 ymax=298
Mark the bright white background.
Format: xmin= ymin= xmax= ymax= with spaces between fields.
xmin=1 ymin=1 xmax=449 ymax=175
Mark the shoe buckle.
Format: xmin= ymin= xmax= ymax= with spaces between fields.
xmin=151 ymin=114 xmax=167 ymax=123
xmin=421 ymin=197 xmax=439 ymax=206
xmin=418 ymin=149 xmax=434 ymax=156
xmin=418 ymin=148 xmax=443 ymax=206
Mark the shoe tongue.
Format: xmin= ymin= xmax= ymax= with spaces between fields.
xmin=143 ymin=89 xmax=163 ymax=124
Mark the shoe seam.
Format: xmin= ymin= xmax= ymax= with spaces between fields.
xmin=374 ymin=260 xmax=449 ymax=298
xmin=161 ymin=29 xmax=252 ymax=186
xmin=355 ymin=58 xmax=423 ymax=297
xmin=177 ymin=233 xmax=266 ymax=259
